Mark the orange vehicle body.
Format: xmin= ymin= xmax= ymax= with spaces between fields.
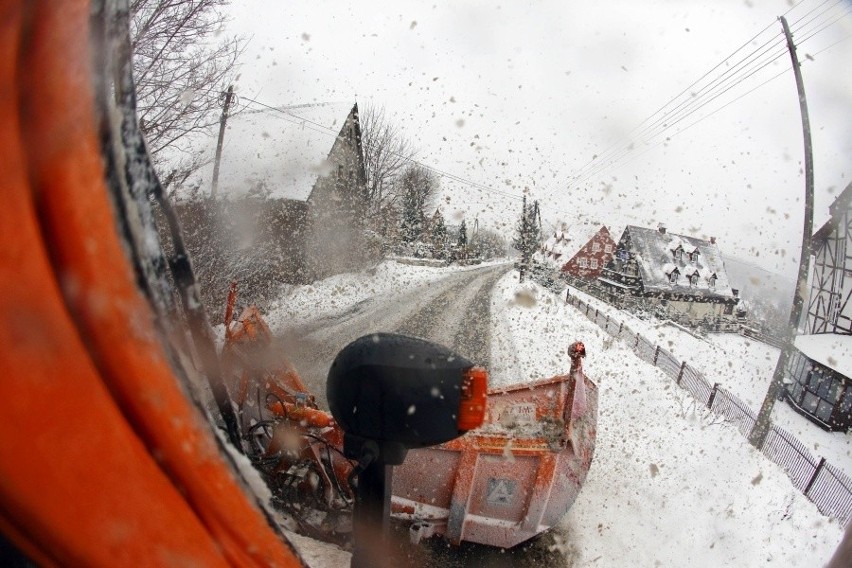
xmin=0 ymin=1 xmax=304 ymax=566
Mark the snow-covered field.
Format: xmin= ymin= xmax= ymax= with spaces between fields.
xmin=564 ymin=284 xmax=852 ymax=470
xmin=269 ymin=260 xmax=846 ymax=566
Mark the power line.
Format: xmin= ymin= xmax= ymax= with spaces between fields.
xmin=559 ymin=0 xmax=850 ymax=193
xmin=559 ymin=1 xmax=800 ymax=185
xmin=562 ymin=0 xmax=842 ymax=186
xmin=238 ymin=95 xmax=524 ymax=201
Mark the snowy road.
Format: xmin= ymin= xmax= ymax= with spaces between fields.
xmin=278 ymin=263 xmax=509 ymax=408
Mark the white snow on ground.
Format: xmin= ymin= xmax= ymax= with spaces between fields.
xmin=564 ymin=284 xmax=852 ymax=470
xmin=266 ymin=260 xmax=846 ymax=566
xmin=262 ymin=258 xmax=505 ymax=330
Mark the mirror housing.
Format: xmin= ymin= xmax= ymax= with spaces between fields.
xmin=327 ymin=333 xmax=486 ymax=454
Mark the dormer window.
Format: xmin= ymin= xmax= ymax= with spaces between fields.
xmin=689 ymin=273 xmax=698 ymax=286
xmin=667 ymin=267 xmax=680 ymax=283
xmin=689 ymin=249 xmax=700 ymax=262
xmin=709 ymin=273 xmax=717 ymax=288
xmin=671 ymin=245 xmax=684 ymax=261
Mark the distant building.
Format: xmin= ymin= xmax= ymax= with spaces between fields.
xmin=189 ymin=101 xmax=369 ymax=281
xmin=783 ymin=182 xmax=852 ymax=432
xmin=598 ymin=224 xmax=741 ymax=330
xmin=538 ymin=224 xmax=617 ymax=281
xmin=303 ymin=104 xmax=369 ymax=277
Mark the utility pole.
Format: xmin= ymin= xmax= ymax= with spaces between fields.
xmin=748 ymin=16 xmax=815 ymax=449
xmin=211 ymin=85 xmax=234 ymax=198
xmin=518 ymin=196 xmax=528 ymax=282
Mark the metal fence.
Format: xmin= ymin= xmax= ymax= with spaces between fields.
xmin=565 ymin=293 xmax=852 ymax=527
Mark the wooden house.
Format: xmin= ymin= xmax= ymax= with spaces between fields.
xmin=538 ymin=224 xmax=617 ymax=281
xmin=597 ymin=224 xmax=741 ymax=330
xmin=188 ymin=101 xmax=369 ymax=281
xmin=783 ymin=182 xmax=852 ymax=431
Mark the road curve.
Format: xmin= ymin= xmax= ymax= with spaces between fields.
xmin=279 ymin=263 xmax=510 ymax=409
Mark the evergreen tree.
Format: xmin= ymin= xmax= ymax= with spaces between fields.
xmin=455 ymin=219 xmax=468 ymax=260
xmin=397 ymin=165 xmax=438 ymax=244
xmin=513 ymin=197 xmax=541 ymax=281
xmin=430 ymin=209 xmax=449 ymax=258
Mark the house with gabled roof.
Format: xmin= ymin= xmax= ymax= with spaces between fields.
xmin=189 ymin=101 xmax=369 ymax=280
xmin=598 ymin=224 xmax=741 ymax=330
xmin=538 ymin=223 xmax=617 ymax=282
xmin=783 ymin=181 xmax=852 ymax=432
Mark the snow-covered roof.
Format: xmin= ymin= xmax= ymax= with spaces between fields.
xmin=539 ymin=222 xmax=611 ymax=269
xmin=814 ymin=181 xmax=852 ymax=243
xmin=623 ymin=225 xmax=736 ymax=299
xmin=190 ymin=102 xmax=357 ymax=200
xmin=794 ymin=334 xmax=852 ymax=379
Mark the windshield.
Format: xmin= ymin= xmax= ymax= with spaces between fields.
xmin=3 ymin=1 xmax=851 ymax=567
xmin=140 ymin=0 xmax=852 ymax=565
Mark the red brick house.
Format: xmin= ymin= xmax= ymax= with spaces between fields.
xmin=539 ymin=224 xmax=617 ymax=280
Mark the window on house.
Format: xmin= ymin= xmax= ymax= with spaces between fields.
xmin=604 ymin=244 xmax=613 ymax=254
xmin=723 ymin=303 xmax=734 ymax=315
xmin=669 ymin=271 xmax=678 ymax=284
xmin=578 ymin=258 xmax=588 ymax=268
xmin=689 ymin=273 xmax=698 ymax=286
xmin=831 ymin=293 xmax=841 ymax=324
xmin=591 ymin=258 xmax=598 ymax=269
xmin=592 ymin=242 xmax=601 ymax=253
xmin=709 ymin=274 xmax=717 ymax=288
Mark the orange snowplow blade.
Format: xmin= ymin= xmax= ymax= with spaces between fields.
xmin=393 ymin=367 xmax=597 ymax=549
xmin=0 ymin=1 xmax=302 ymax=565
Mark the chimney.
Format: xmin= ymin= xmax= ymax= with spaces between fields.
xmin=732 ymin=288 xmax=739 ymax=298
xmin=710 ymin=236 xmax=717 ymax=244
xmin=658 ymin=223 xmax=667 ymax=234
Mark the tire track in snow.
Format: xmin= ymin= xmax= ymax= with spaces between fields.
xmin=280 ymin=264 xmax=508 ymax=408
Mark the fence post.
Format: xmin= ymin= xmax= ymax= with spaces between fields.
xmin=803 ymin=457 xmax=826 ymax=496
xmin=677 ymin=361 xmax=686 ymax=385
xmin=635 ymin=333 xmax=640 ymax=349
xmin=707 ymin=383 xmax=719 ymax=409
xmin=618 ymin=322 xmax=623 ymax=335
xmin=653 ymin=345 xmax=660 ymax=366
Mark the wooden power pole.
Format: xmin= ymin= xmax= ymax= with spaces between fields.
xmin=748 ymin=16 xmax=815 ymax=449
xmin=211 ymin=85 xmax=234 ymax=198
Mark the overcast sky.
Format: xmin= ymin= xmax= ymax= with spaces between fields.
xmin=220 ymin=0 xmax=852 ymax=275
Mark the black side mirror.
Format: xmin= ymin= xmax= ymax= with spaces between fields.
xmin=326 ymin=333 xmax=487 ymax=567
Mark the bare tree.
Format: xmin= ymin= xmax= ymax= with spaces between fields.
xmin=130 ymin=0 xmax=242 ymax=169
xmin=359 ymin=103 xmax=418 ymax=222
